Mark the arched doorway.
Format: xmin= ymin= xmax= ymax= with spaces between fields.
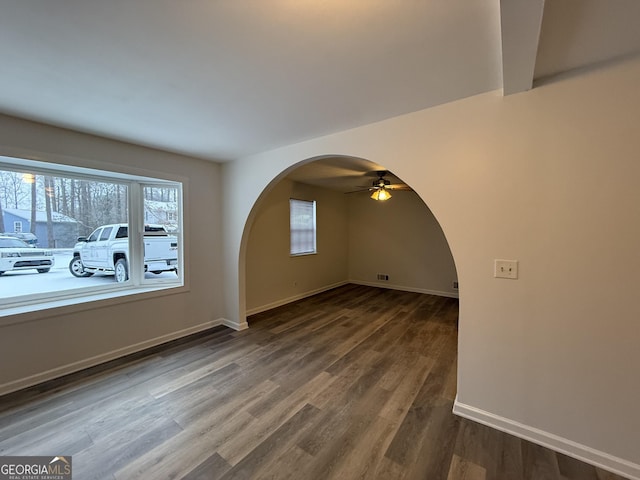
xmin=240 ymin=155 xmax=458 ymax=322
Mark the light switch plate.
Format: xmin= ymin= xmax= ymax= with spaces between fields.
xmin=494 ymin=259 xmax=518 ymax=279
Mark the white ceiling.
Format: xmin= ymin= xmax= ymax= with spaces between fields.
xmin=0 ymin=1 xmax=639 ymax=164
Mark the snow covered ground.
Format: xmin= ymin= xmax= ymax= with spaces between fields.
xmin=0 ymin=250 xmax=178 ymax=300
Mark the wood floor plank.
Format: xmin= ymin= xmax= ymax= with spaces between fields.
xmin=217 ymin=372 xmax=333 ymax=466
xmin=173 ymin=378 xmax=280 ymax=432
xmin=321 ymin=413 xmax=399 ymax=480
xmin=250 ymin=444 xmax=315 ymax=480
xmin=293 ymin=385 xmax=394 ymax=479
xmin=400 ymin=402 xmax=461 ymax=480
xmin=452 ymin=418 xmax=504 ymax=479
xmin=378 ymin=353 xmax=435 ymax=422
xmin=74 ymin=418 xmax=183 ymax=480
xmin=492 ymin=426 xmax=525 ymax=480
xmin=556 ymin=452 xmax=600 ymax=479
xmin=522 ymin=441 xmax=562 ymax=480
xmin=447 ymin=454 xmax=487 ymax=480
xmin=113 ymin=408 xmax=255 ymax=479
xmin=308 ymin=349 xmax=380 ymax=410
xmin=180 ymin=453 xmax=231 ymax=480
xmin=217 ymin=403 xmax=322 ymax=480
xmin=598 ymin=468 xmax=631 ymax=480
xmin=0 ymin=423 xmax=93 ymax=457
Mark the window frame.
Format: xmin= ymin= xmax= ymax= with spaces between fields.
xmin=289 ymin=198 xmax=317 ymax=257
xmin=0 ymin=155 xmax=186 ymax=321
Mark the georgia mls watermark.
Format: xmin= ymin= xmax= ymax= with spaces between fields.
xmin=0 ymin=456 xmax=71 ymax=480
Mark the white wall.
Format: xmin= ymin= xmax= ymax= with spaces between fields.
xmin=0 ymin=114 xmax=224 ymax=394
xmin=348 ymin=190 xmax=457 ymax=296
xmin=245 ymin=179 xmax=348 ymax=313
xmin=222 ymin=57 xmax=640 ymax=478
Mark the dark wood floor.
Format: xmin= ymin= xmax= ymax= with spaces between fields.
xmin=0 ymin=284 xmax=629 ymax=479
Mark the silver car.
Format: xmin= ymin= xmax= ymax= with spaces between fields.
xmin=0 ymin=236 xmax=55 ymax=275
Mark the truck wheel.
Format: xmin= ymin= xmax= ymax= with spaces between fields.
xmin=115 ymin=258 xmax=129 ymax=283
xmin=37 ymin=268 xmax=51 ymax=273
xmin=151 ymin=271 xmax=162 ymax=275
xmin=69 ymin=257 xmax=93 ymax=277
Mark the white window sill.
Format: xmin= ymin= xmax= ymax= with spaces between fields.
xmin=290 ymin=252 xmax=318 ymax=257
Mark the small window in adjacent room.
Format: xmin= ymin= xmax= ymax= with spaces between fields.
xmin=290 ymin=198 xmax=316 ymax=256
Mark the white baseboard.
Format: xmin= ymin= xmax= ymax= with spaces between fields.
xmin=245 ymin=281 xmax=348 ymax=316
xmin=349 ymin=280 xmax=459 ymax=299
xmin=0 ymin=319 xmax=223 ymax=397
xmin=221 ymin=317 xmax=249 ymax=331
xmin=453 ymin=399 xmax=640 ymax=480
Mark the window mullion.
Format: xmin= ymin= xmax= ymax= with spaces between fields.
xmin=128 ymin=182 xmax=144 ymax=285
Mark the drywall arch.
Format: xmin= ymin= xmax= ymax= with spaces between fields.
xmin=221 ymin=142 xmax=464 ymax=334
xmin=240 ymin=155 xmax=459 ymax=318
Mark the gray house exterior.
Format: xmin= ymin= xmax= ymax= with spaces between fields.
xmin=2 ymin=209 xmax=79 ymax=248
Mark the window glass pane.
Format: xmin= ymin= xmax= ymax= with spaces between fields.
xmin=290 ymin=199 xmax=316 ymax=255
xmin=142 ymin=185 xmax=180 ymax=280
xmin=0 ymin=168 xmax=129 ymax=300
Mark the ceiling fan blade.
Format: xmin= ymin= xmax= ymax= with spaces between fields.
xmin=344 ymin=188 xmax=372 ymax=194
xmin=386 ymin=184 xmax=412 ymax=191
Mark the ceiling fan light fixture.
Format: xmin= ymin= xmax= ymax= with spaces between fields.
xmin=371 ymin=188 xmax=392 ymax=201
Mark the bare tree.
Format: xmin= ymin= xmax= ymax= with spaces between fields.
xmin=0 ymin=171 xmax=29 ymax=209
xmin=59 ymin=177 xmax=68 ymax=215
xmin=69 ymin=179 xmax=76 ymax=219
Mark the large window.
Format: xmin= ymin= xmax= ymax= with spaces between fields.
xmin=0 ymin=156 xmax=183 ymax=311
xmin=290 ymin=198 xmax=316 ymax=256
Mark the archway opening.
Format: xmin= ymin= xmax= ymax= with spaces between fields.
xmin=240 ymin=155 xmax=458 ymax=319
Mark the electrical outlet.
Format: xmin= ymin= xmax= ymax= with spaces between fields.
xmin=494 ymin=259 xmax=518 ymax=279
xmin=376 ymin=274 xmax=389 ymax=281
xmin=452 ymin=281 xmax=458 ymax=289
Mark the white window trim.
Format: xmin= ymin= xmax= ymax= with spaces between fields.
xmin=0 ymin=155 xmax=186 ymax=322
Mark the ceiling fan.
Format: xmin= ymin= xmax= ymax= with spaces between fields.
xmin=346 ymin=171 xmax=412 ymax=201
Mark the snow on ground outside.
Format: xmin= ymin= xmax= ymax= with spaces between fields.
xmin=0 ymin=251 xmax=178 ymax=300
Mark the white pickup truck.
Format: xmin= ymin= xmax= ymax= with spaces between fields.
xmin=69 ymin=224 xmax=178 ymax=282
